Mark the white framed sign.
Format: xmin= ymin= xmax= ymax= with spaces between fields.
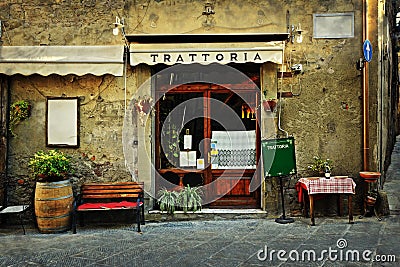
xmin=313 ymin=13 xmax=354 ymax=38
xmin=46 ymin=97 xmax=79 ymax=147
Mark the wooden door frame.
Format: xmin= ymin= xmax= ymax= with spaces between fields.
xmin=154 ymin=84 xmax=261 ymax=208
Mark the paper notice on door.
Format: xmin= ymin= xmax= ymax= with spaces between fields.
xmin=197 ymin=158 xmax=205 ymax=169
xmin=183 ymin=135 xmax=192 ymax=150
xmin=180 ymin=151 xmax=196 ymax=167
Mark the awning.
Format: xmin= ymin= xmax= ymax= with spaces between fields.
xmin=0 ymin=46 xmax=125 ymax=76
xmin=129 ymin=41 xmax=285 ymax=66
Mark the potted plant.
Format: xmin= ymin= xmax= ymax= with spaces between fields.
xmin=158 ymin=188 xmax=179 ymax=215
xmin=366 ymin=190 xmax=378 ymax=207
xmin=158 ymin=185 xmax=203 ymax=214
xmin=9 ymin=100 xmax=31 ymax=136
xmin=29 ymin=149 xmax=74 ymax=233
xmin=307 ymin=156 xmax=334 ymax=176
xmin=262 ymin=98 xmax=277 ymax=112
xmin=177 ymin=185 xmax=203 ymax=214
xmin=29 ymin=149 xmax=72 ymax=182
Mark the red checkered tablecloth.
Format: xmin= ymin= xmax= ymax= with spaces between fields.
xmin=298 ymin=177 xmax=356 ymax=195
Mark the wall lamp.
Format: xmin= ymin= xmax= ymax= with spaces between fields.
xmin=113 ymin=16 xmax=125 ymax=36
xmin=289 ymin=23 xmax=303 ymax=43
xmin=202 ymin=1 xmax=215 ymax=16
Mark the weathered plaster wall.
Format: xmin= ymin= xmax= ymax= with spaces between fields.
xmin=0 ymin=0 xmax=126 ymax=46
xmin=1 ymin=0 xmax=392 ymax=217
xmin=6 ymin=73 xmax=137 ymax=203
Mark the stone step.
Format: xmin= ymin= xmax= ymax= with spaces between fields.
xmin=146 ymin=208 xmax=268 ymax=222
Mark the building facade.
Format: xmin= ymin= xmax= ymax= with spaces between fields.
xmin=0 ymin=0 xmax=398 ymax=218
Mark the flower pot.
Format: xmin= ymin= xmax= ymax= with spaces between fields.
xmin=34 ymin=179 xmax=73 ymax=233
xmin=262 ymin=100 xmax=277 ymax=112
xmin=366 ymin=196 xmax=377 ymax=207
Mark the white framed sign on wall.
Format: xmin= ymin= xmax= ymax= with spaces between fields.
xmin=46 ymin=97 xmax=79 ymax=147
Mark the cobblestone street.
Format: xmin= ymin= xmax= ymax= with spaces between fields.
xmin=0 ymin=215 xmax=399 ymax=267
xmin=2 ymin=139 xmax=400 ymax=267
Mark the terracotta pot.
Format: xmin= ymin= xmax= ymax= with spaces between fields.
xmin=262 ymin=100 xmax=277 ymax=112
xmin=366 ymin=196 xmax=377 ymax=206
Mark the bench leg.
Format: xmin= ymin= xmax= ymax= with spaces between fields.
xmin=136 ymin=208 xmax=141 ymax=232
xmin=72 ymin=211 xmax=77 ymax=234
xmin=141 ymin=205 xmax=145 ymax=225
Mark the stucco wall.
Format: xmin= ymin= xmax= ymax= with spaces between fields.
xmin=1 ymin=0 xmax=395 ymax=217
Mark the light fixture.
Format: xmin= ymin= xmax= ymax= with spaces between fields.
xmin=113 ymin=16 xmax=124 ymax=36
xmin=289 ymin=23 xmax=303 ymax=43
xmin=296 ymin=23 xmax=303 ymax=43
xmin=202 ymin=1 xmax=215 ymax=16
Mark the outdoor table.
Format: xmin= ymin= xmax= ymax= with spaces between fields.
xmin=297 ymin=177 xmax=356 ymax=226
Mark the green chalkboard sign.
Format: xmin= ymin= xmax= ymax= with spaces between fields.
xmin=261 ymin=137 xmax=297 ymax=177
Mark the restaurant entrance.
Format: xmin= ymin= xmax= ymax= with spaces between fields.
xmin=155 ymin=77 xmax=261 ymax=208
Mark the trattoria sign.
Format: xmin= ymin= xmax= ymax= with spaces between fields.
xmin=129 ymin=42 xmax=284 ymax=66
xmin=148 ymin=52 xmax=262 ymax=64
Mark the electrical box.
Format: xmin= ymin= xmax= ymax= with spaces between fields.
xmin=261 ymin=137 xmax=297 ymax=177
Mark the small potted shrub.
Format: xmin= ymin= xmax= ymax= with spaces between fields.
xmin=158 ymin=185 xmax=203 ymax=214
xmin=178 ymin=185 xmax=203 ymax=214
xmin=307 ymin=156 xmax=334 ymax=176
xmin=29 ymin=149 xmax=74 ymax=233
xmin=158 ymin=189 xmax=179 ymax=215
xmin=29 ymin=149 xmax=72 ymax=182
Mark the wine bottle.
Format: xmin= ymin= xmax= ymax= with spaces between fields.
xmin=324 ymin=163 xmax=331 ymax=179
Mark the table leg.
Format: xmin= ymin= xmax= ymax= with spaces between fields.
xmin=302 ymin=188 xmax=309 ymax=217
xmin=338 ymin=195 xmax=343 ymax=217
xmin=348 ymin=194 xmax=354 ymax=224
xmin=309 ymin=195 xmax=315 ymax=226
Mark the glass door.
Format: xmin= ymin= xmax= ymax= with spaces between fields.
xmin=155 ymin=85 xmax=260 ymax=208
xmin=206 ymin=90 xmax=260 ymax=208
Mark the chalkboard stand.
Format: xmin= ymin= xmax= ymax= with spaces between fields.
xmin=275 ymin=175 xmax=294 ymax=224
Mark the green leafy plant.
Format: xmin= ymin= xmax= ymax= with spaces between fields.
xmin=28 ymin=150 xmax=72 ymax=182
xmin=307 ymin=156 xmax=334 ymax=173
xmin=158 ymin=189 xmax=179 ymax=214
xmin=9 ymin=100 xmax=31 ymax=136
xmin=158 ymin=185 xmax=203 ymax=214
xmin=177 ymin=185 xmax=203 ymax=214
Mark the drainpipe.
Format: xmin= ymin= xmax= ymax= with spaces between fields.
xmin=362 ymin=0 xmax=369 ymax=171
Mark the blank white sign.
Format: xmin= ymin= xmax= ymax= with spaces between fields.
xmin=47 ymin=98 xmax=79 ymax=147
xmin=313 ymin=13 xmax=354 ymax=38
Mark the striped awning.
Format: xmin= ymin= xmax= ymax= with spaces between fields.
xmin=130 ymin=41 xmax=285 ymax=66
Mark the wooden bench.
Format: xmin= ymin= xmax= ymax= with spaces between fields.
xmin=72 ymin=182 xmax=144 ymax=233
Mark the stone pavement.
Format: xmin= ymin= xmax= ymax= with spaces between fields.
xmin=0 ymin=215 xmax=399 ymax=267
xmin=383 ymin=135 xmax=400 ymax=214
xmin=1 ymin=136 xmax=400 ymax=267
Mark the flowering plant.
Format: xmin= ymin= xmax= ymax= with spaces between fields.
xmin=9 ymin=100 xmax=31 ymax=136
xmin=307 ymin=156 xmax=333 ymax=173
xmin=28 ymin=150 xmax=72 ymax=182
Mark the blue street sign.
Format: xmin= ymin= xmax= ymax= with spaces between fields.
xmin=363 ymin=40 xmax=372 ymax=62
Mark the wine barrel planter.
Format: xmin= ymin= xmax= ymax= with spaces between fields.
xmin=34 ymin=179 xmax=73 ymax=233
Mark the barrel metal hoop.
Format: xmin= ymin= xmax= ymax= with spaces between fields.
xmin=35 ymin=193 xmax=73 ymax=201
xmin=36 ymin=212 xmax=71 ymax=219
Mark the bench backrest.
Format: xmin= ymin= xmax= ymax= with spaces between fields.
xmin=81 ymin=182 xmax=144 ymax=201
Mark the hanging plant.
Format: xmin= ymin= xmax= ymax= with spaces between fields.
xmin=9 ymin=100 xmax=31 ymax=136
